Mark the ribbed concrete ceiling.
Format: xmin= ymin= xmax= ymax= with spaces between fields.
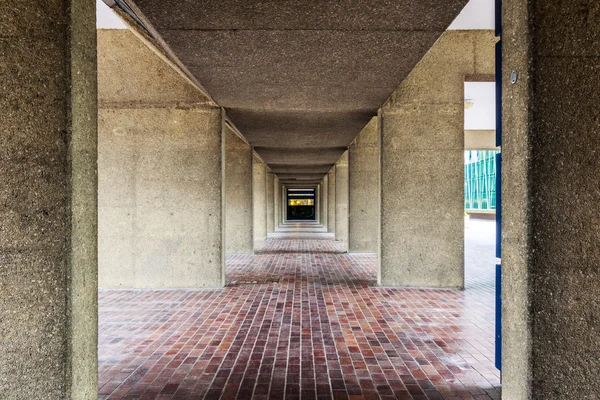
xmin=130 ymin=0 xmax=468 ymax=180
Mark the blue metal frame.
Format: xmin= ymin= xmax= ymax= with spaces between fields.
xmin=494 ymin=0 xmax=502 ymax=372
xmin=495 ymin=264 xmax=502 ymax=370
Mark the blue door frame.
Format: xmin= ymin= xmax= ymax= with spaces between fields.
xmin=494 ymin=0 xmax=502 ymax=372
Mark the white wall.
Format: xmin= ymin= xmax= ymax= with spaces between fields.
xmin=465 ymin=82 xmax=496 ymax=130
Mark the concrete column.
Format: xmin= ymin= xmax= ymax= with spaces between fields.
xmin=321 ymin=175 xmax=329 ymax=230
xmin=225 ymin=126 xmax=253 ymax=254
xmin=98 ymin=30 xmax=224 ymax=288
xmin=274 ymin=176 xmax=280 ymax=230
xmin=502 ymin=1 xmax=600 ymax=398
xmin=282 ymin=185 xmax=287 ymax=223
xmin=328 ymin=167 xmax=336 ymax=233
xmin=349 ymin=117 xmax=380 ymax=253
xmin=316 ymin=184 xmax=321 ymax=223
xmin=266 ymin=171 xmax=275 ymax=233
xmin=380 ymin=31 xmax=495 ymax=288
xmin=253 ymin=154 xmax=267 ymax=248
xmin=335 ymin=152 xmax=349 ymax=242
xmin=0 ymin=1 xmax=97 ymax=397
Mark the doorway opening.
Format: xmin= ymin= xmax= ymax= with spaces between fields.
xmin=286 ymin=188 xmax=316 ymax=221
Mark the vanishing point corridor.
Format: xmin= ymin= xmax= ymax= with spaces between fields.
xmin=98 ymin=222 xmax=500 ymax=400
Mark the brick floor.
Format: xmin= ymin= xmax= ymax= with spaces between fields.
xmin=99 ymin=220 xmax=501 ymax=399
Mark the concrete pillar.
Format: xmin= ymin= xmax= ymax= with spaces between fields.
xmin=328 ymin=167 xmax=336 ymax=233
xmin=349 ymin=117 xmax=380 ymax=253
xmin=98 ymin=30 xmax=224 ymax=288
xmin=266 ymin=171 xmax=275 ymax=233
xmin=380 ymin=31 xmax=495 ymax=288
xmin=253 ymin=154 xmax=267 ymax=248
xmin=335 ymin=152 xmax=349 ymax=242
xmin=502 ymin=1 xmax=600 ymax=398
xmin=274 ymin=176 xmax=280 ymax=230
xmin=225 ymin=126 xmax=253 ymax=254
xmin=316 ymin=184 xmax=321 ymax=223
xmin=0 ymin=1 xmax=97 ymax=397
xmin=321 ymin=175 xmax=329 ymax=230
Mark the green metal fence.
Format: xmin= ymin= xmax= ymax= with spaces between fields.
xmin=464 ymin=150 xmax=500 ymax=211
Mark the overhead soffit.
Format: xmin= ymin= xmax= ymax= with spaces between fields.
xmin=129 ymin=0 xmax=469 ymax=178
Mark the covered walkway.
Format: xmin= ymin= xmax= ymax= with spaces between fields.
xmin=99 ymin=222 xmax=499 ymax=400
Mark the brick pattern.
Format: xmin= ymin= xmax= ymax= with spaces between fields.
xmin=257 ymin=238 xmax=347 ymax=254
xmin=99 ymin=233 xmax=500 ymax=399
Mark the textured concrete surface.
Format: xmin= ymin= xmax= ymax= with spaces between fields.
xmin=253 ymin=154 xmax=267 ymax=248
xmin=327 ymin=167 xmax=336 ymax=234
xmin=0 ymin=1 xmax=97 ymax=398
xmin=335 ymin=152 xmax=349 ymax=242
xmin=465 ymin=130 xmax=498 ymax=150
xmin=274 ymin=176 xmax=281 ymax=230
xmin=98 ymin=30 xmax=223 ymax=288
xmin=266 ymin=171 xmax=275 ymax=233
xmin=225 ymin=126 xmax=253 ymax=254
xmin=381 ymin=30 xmax=495 ymax=288
xmin=348 ymin=117 xmax=380 ymax=253
xmin=502 ymin=1 xmax=600 ymax=398
xmin=321 ymin=175 xmax=328 ymax=231
xmin=127 ymin=0 xmax=469 ymax=177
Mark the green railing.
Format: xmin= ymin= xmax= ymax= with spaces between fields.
xmin=465 ymin=150 xmax=500 ymax=211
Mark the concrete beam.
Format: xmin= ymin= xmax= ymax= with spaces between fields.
xmin=465 ymin=129 xmax=499 ymax=150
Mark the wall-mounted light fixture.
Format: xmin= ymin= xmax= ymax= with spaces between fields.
xmin=464 ymin=99 xmax=475 ymax=109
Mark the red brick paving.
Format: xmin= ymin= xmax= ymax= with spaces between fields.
xmin=99 ymin=230 xmax=500 ymax=399
xmin=254 ymin=239 xmax=347 ymax=254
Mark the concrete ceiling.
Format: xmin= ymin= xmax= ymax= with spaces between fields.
xmin=127 ymin=0 xmax=469 ymax=180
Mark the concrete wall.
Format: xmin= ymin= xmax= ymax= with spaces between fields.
xmin=348 ymin=117 xmax=380 ymax=253
xmin=465 ymin=129 xmax=498 ymax=150
xmin=0 ymin=1 xmax=98 ymax=397
xmin=253 ymin=154 xmax=267 ymax=247
xmin=266 ymin=171 xmax=275 ymax=232
xmin=502 ymin=1 xmax=600 ymax=398
xmin=380 ymin=30 xmax=495 ymax=288
xmin=335 ymin=152 xmax=349 ymax=242
xmin=225 ymin=126 xmax=253 ymax=254
xmin=328 ymin=167 xmax=336 ymax=233
xmin=98 ymin=30 xmax=224 ymax=288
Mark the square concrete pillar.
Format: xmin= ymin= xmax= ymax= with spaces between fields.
xmin=502 ymin=1 xmax=600 ymax=398
xmin=321 ymin=175 xmax=329 ymax=230
xmin=316 ymin=184 xmax=321 ymax=224
xmin=266 ymin=171 xmax=275 ymax=233
xmin=280 ymin=184 xmax=286 ymax=225
xmin=335 ymin=152 xmax=349 ymax=242
xmin=349 ymin=117 xmax=380 ymax=253
xmin=380 ymin=31 xmax=495 ymax=288
xmin=253 ymin=154 xmax=267 ymax=248
xmin=0 ymin=1 xmax=98 ymax=397
xmin=274 ymin=176 xmax=280 ymax=230
xmin=98 ymin=30 xmax=225 ymax=288
xmin=328 ymin=167 xmax=336 ymax=233
xmin=225 ymin=126 xmax=253 ymax=254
